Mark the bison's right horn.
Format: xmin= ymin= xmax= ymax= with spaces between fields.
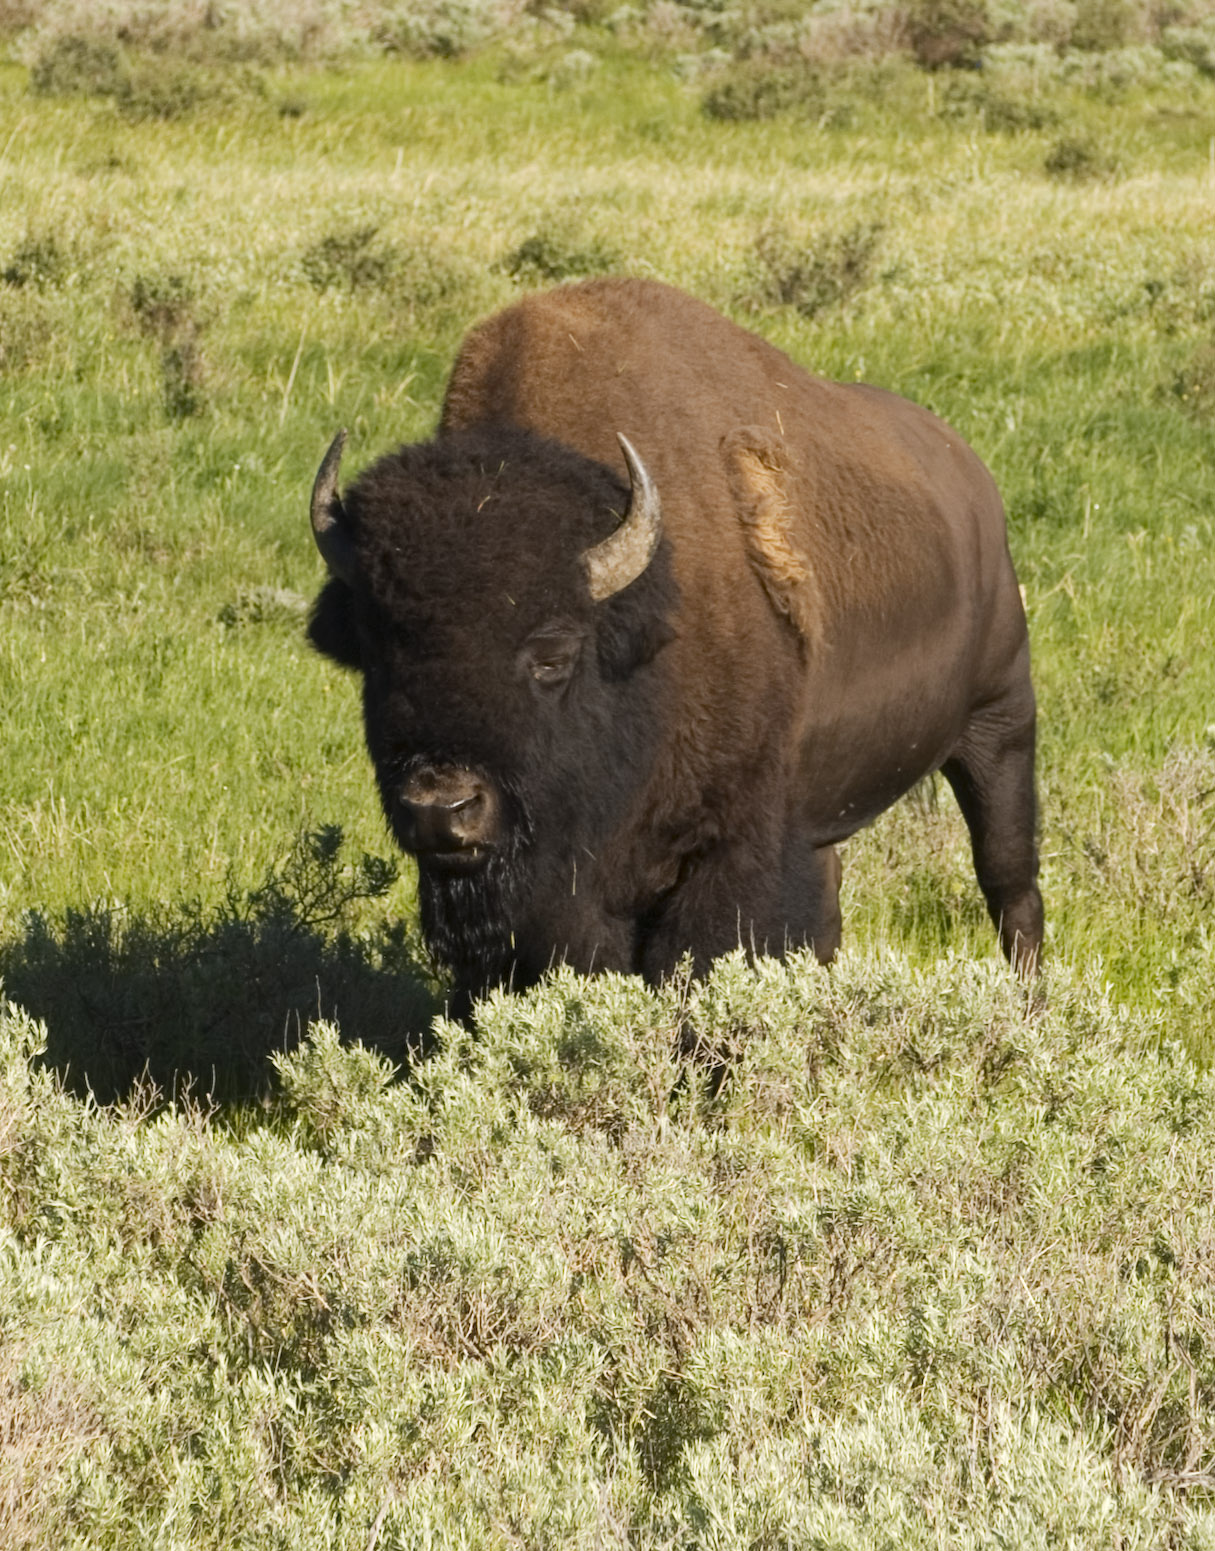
xmin=310 ymin=428 xmax=358 ymax=584
xmin=582 ymin=433 xmax=663 ymax=603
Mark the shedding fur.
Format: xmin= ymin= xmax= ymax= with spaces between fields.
xmin=722 ymin=426 xmax=824 ymax=649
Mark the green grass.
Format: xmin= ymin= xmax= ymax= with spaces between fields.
xmin=3 ymin=36 xmax=1215 ymax=1543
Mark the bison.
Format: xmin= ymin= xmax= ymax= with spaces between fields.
xmin=307 ymin=278 xmax=1042 ymax=1017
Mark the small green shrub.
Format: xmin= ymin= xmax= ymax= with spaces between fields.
xmin=28 ymin=33 xmax=259 ymax=118
xmin=1 ymin=235 xmax=68 ymax=290
xmin=114 ymin=60 xmax=210 ymax=120
xmin=1071 ymin=0 xmax=1137 ymax=52
xmin=1170 ymin=339 xmax=1215 ymax=416
xmin=1161 ymin=21 xmax=1215 ymax=77
xmin=128 ymin=271 xmax=195 ymax=336
xmin=160 ymin=337 xmax=204 ymax=418
xmin=743 ymin=221 xmax=883 ymax=318
xmin=301 ymin=226 xmax=397 ymax=291
xmin=540 ymin=0 xmax=618 ymax=21
xmin=127 ymin=272 xmax=206 ymax=418
xmin=498 ymin=229 xmax=619 ymax=284
xmin=0 ymin=0 xmax=39 ymax=26
xmin=701 ymin=59 xmax=827 ymax=122
xmin=29 ymin=33 xmax=126 ymax=98
xmin=390 ymin=246 xmax=475 ymax=312
xmin=373 ymin=0 xmax=509 ymax=59
xmin=299 ymin=229 xmax=471 ymax=315
xmin=543 ymin=45 xmax=599 ymax=88
xmin=939 ymin=76 xmax=1059 ymax=130
xmin=216 ymin=587 xmax=310 ymax=630
xmin=1044 ymin=133 xmax=1117 ymax=180
xmin=0 ymin=293 xmax=52 ymax=374
xmin=904 ymin=0 xmax=991 ymax=70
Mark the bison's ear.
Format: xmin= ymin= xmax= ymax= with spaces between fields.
xmin=597 ymin=608 xmax=676 ymax=682
xmin=308 ymin=578 xmax=362 ymax=669
xmin=595 ymin=549 xmax=678 ymax=680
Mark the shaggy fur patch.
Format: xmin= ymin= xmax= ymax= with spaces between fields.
xmin=722 ymin=425 xmax=823 ymax=648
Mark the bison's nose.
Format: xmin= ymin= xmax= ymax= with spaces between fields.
xmin=398 ymin=766 xmax=500 ymax=859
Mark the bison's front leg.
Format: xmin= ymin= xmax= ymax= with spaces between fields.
xmin=636 ymin=831 xmax=841 ymax=982
xmin=780 ymin=832 xmax=842 ymax=964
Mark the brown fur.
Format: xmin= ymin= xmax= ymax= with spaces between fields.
xmin=443 ymin=279 xmax=962 ymax=644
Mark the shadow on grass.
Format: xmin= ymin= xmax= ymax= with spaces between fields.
xmin=0 ymin=828 xmax=443 ymax=1104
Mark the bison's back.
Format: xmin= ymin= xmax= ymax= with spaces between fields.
xmin=443 ymin=277 xmax=1016 ymax=652
xmin=442 ymin=277 xmax=782 ymax=466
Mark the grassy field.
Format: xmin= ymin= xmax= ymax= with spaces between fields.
xmin=3 ymin=13 xmax=1215 ymax=1543
xmin=2 ymin=38 xmax=1213 ymax=1059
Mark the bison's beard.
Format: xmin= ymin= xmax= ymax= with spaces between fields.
xmin=414 ymin=807 xmax=533 ymax=1015
xmin=408 ymin=760 xmax=640 ymax=1018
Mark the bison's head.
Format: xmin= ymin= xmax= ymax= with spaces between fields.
xmin=306 ymin=425 xmax=676 ymax=888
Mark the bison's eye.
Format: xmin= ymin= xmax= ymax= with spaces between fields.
xmin=521 ymin=627 xmax=583 ymax=688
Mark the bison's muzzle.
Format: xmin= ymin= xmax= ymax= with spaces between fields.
xmin=395 ymin=764 xmax=502 ymax=869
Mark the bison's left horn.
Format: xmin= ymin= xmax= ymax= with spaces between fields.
xmin=310 ymin=428 xmax=358 ymax=584
xmin=582 ymin=433 xmax=663 ymax=603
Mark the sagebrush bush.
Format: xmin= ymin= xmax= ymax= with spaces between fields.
xmin=1071 ymin=0 xmax=1138 ymax=52
xmin=14 ymin=0 xmax=526 ymax=65
xmin=301 ymin=225 xmax=396 ymax=291
xmin=0 ymin=290 xmax=52 ymax=373
xmin=373 ymin=0 xmax=525 ymax=58
xmin=498 ymin=228 xmax=620 ymax=283
xmin=1171 ymin=338 xmax=1215 ymax=416
xmin=13 ymin=0 xmax=1215 ymax=74
xmin=28 ymin=31 xmax=265 ymax=116
xmin=28 ymin=32 xmax=125 ymax=96
xmin=904 ymin=0 xmax=992 ymax=69
xmin=5 ymin=954 xmax=1215 ymax=1545
xmin=939 ymin=74 xmax=1059 ymax=128
xmin=1162 ymin=19 xmax=1215 ymax=74
xmin=701 ymin=58 xmax=828 ymax=121
xmin=125 ymin=272 xmax=208 ymax=418
xmin=1044 ymin=132 xmax=1118 ymax=179
xmin=216 ymin=585 xmax=309 ymax=630
xmin=1 ymin=235 xmax=67 ymax=289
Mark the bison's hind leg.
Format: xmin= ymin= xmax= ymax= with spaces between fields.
xmin=942 ymin=703 xmax=1044 ymax=975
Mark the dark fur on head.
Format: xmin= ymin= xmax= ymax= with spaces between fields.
xmin=309 ymin=426 xmax=675 ymax=680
